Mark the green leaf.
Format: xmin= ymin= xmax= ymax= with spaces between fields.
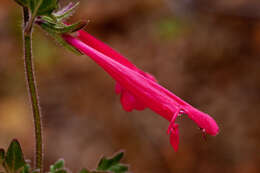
xmin=28 ymin=0 xmax=42 ymax=15
xmin=20 ymin=164 xmax=30 ymax=173
xmin=5 ymin=139 xmax=26 ymax=173
xmin=49 ymin=159 xmax=69 ymax=173
xmin=50 ymin=159 xmax=65 ymax=172
xmin=28 ymin=0 xmax=58 ymax=17
xmin=108 ymin=165 xmax=128 ymax=173
xmin=110 ymin=152 xmax=123 ymax=165
xmin=37 ymin=0 xmax=58 ymax=16
xmin=97 ymin=157 xmax=113 ymax=170
xmin=0 ymin=149 xmax=5 ymax=165
xmin=97 ymin=152 xmax=128 ymax=173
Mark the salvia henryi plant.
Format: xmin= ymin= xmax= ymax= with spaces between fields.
xmin=0 ymin=0 xmax=219 ymax=173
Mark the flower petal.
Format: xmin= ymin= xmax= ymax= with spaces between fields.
xmin=185 ymin=107 xmax=219 ymax=136
xmin=120 ymin=90 xmax=136 ymax=112
xmin=120 ymin=89 xmax=146 ymax=112
xmin=77 ymin=30 xmax=138 ymax=70
xmin=115 ymin=83 xmax=123 ymax=94
xmin=78 ymin=30 xmax=158 ymax=112
xmin=169 ymin=124 xmax=179 ymax=152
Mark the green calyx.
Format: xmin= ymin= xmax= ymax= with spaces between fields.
xmin=13 ymin=0 xmax=86 ymax=55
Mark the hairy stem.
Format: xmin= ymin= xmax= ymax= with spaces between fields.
xmin=25 ymin=0 xmax=43 ymax=34
xmin=23 ymin=8 xmax=43 ymax=172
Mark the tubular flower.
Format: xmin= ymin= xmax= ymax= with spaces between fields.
xmin=63 ymin=31 xmax=219 ymax=151
xmin=76 ymin=30 xmax=157 ymax=112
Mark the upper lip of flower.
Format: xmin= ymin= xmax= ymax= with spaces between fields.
xmin=62 ymin=30 xmax=219 ymax=151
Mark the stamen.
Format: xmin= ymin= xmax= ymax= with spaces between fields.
xmin=200 ymin=128 xmax=207 ymax=141
xmin=167 ymin=108 xmax=181 ymax=134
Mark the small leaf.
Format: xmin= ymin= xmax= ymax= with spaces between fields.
xmin=97 ymin=152 xmax=123 ymax=170
xmin=28 ymin=0 xmax=42 ymax=15
xmin=97 ymin=152 xmax=128 ymax=173
xmin=109 ymin=165 xmax=128 ymax=173
xmin=28 ymin=0 xmax=58 ymax=17
xmin=37 ymin=0 xmax=58 ymax=16
xmin=50 ymin=159 xmax=68 ymax=173
xmin=110 ymin=152 xmax=124 ymax=165
xmin=52 ymin=159 xmax=65 ymax=171
xmin=0 ymin=149 xmax=5 ymax=165
xmin=5 ymin=139 xmax=26 ymax=173
xmin=20 ymin=164 xmax=30 ymax=173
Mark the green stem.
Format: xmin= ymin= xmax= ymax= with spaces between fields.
xmin=23 ymin=8 xmax=43 ymax=173
xmin=25 ymin=0 xmax=43 ymax=34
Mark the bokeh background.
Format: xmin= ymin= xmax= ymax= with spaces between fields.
xmin=0 ymin=0 xmax=260 ymax=172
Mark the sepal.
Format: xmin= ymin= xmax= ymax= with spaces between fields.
xmin=54 ymin=2 xmax=80 ymax=21
xmin=38 ymin=20 xmax=87 ymax=34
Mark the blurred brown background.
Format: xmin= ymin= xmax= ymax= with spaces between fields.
xmin=0 ymin=0 xmax=260 ymax=173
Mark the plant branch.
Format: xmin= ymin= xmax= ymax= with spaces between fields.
xmin=23 ymin=8 xmax=43 ymax=173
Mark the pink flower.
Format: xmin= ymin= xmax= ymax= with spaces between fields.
xmin=63 ymin=31 xmax=219 ymax=151
xmin=76 ymin=30 xmax=157 ymax=112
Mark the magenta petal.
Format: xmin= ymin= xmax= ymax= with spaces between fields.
xmin=138 ymin=70 xmax=157 ymax=82
xmin=78 ymin=31 xmax=158 ymax=112
xmin=120 ymin=90 xmax=146 ymax=112
xmin=169 ymin=124 xmax=179 ymax=152
xmin=185 ymin=107 xmax=219 ymax=136
xmin=77 ymin=30 xmax=138 ymax=71
xmin=120 ymin=90 xmax=136 ymax=112
xmin=115 ymin=83 xmax=123 ymax=94
xmin=133 ymin=99 xmax=146 ymax=111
